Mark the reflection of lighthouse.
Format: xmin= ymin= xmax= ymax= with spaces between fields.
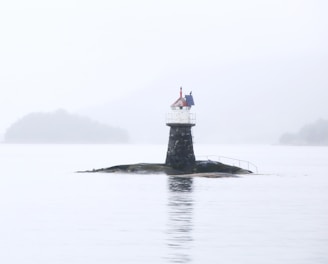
xmin=166 ymin=177 xmax=194 ymax=263
xmin=165 ymin=88 xmax=196 ymax=173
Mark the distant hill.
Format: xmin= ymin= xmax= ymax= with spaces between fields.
xmin=279 ymin=119 xmax=328 ymax=146
xmin=4 ymin=109 xmax=129 ymax=144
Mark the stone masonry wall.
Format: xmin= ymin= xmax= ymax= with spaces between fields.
xmin=165 ymin=125 xmax=195 ymax=172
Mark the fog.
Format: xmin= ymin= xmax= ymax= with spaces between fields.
xmin=1 ymin=0 xmax=327 ymax=143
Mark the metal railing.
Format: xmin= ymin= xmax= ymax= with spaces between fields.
xmin=196 ymin=155 xmax=258 ymax=173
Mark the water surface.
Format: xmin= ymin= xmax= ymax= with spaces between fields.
xmin=0 ymin=144 xmax=327 ymax=263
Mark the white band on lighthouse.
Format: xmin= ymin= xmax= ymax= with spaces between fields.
xmin=166 ymin=110 xmax=196 ymax=125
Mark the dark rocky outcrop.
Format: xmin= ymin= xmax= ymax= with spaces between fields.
xmin=78 ymin=160 xmax=252 ymax=177
xmin=195 ymin=160 xmax=251 ymax=174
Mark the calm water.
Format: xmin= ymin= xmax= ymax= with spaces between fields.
xmin=0 ymin=144 xmax=327 ymax=264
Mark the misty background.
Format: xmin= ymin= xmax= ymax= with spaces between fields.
xmin=1 ymin=0 xmax=327 ymax=144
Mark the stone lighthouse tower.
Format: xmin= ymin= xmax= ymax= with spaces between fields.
xmin=165 ymin=87 xmax=196 ymax=173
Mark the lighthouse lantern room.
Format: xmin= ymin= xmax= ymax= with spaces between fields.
xmin=166 ymin=87 xmax=195 ymax=126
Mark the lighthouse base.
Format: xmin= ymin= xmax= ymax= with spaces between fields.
xmin=165 ymin=124 xmax=195 ymax=173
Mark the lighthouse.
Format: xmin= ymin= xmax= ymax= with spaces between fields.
xmin=165 ymin=87 xmax=196 ymax=173
xmin=82 ymin=86 xmax=254 ymax=175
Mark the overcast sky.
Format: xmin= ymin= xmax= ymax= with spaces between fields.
xmin=1 ymin=0 xmax=327 ymax=143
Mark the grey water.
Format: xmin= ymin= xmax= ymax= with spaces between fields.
xmin=0 ymin=144 xmax=327 ymax=264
